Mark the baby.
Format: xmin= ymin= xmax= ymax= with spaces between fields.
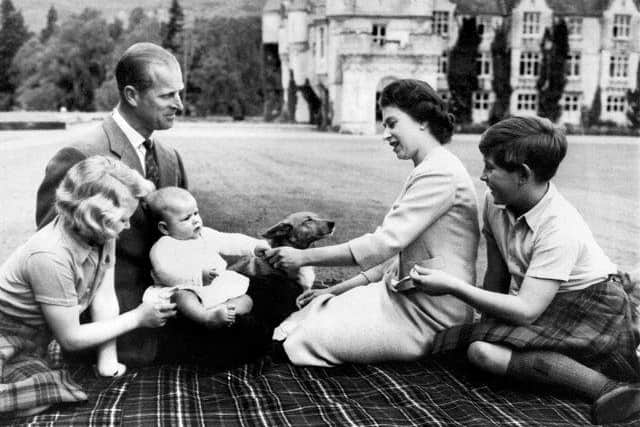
xmin=144 ymin=187 xmax=269 ymax=328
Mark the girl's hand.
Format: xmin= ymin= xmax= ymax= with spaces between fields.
xmin=409 ymin=265 xmax=460 ymax=296
xmin=264 ymin=247 xmax=305 ymax=270
xmin=136 ymin=300 xmax=177 ymax=328
xmin=296 ymin=287 xmax=331 ymax=308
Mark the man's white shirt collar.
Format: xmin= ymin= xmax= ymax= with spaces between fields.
xmin=112 ymin=108 xmax=149 ymax=172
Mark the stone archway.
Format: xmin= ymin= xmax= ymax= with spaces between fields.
xmin=338 ymin=56 xmax=438 ymax=134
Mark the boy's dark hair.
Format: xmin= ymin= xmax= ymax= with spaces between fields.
xmin=379 ymin=79 xmax=455 ymax=144
xmin=479 ymin=116 xmax=567 ymax=182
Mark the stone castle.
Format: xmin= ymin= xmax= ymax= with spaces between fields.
xmin=262 ymin=0 xmax=640 ymax=134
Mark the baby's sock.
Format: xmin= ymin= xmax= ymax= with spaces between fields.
xmin=507 ymin=351 xmax=618 ymax=400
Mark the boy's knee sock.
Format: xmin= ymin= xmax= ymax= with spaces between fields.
xmin=507 ymin=351 xmax=618 ymax=400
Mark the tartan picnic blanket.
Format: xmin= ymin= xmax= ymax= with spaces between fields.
xmin=4 ymin=355 xmax=640 ymax=426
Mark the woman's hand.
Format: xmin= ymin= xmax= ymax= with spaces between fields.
xmin=263 ymin=247 xmax=306 ymax=270
xmin=409 ymin=265 xmax=461 ymax=296
xmin=296 ymin=287 xmax=332 ymax=308
xmin=136 ymin=300 xmax=177 ymax=328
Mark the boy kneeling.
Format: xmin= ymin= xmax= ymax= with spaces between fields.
xmin=411 ymin=116 xmax=640 ymax=424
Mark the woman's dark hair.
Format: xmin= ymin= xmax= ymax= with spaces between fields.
xmin=379 ymin=79 xmax=455 ymax=144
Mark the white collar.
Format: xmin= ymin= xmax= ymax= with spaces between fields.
xmin=112 ymin=108 xmax=148 ymax=150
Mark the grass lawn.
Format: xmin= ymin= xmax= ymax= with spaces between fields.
xmin=1 ymin=121 xmax=638 ymax=284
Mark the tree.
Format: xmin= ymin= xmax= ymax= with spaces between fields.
xmin=489 ymin=23 xmax=512 ymax=124
xmin=537 ymin=19 xmax=569 ymax=122
xmin=447 ymin=17 xmax=481 ymax=124
xmin=188 ymin=16 xmax=263 ymax=117
xmin=11 ymin=37 xmax=64 ymax=110
xmin=626 ymin=60 xmax=640 ymax=129
xmin=163 ymin=0 xmax=184 ymax=52
xmin=587 ymin=86 xmax=602 ymax=127
xmin=0 ymin=0 xmax=31 ymax=109
xmin=95 ymin=9 xmax=163 ymax=110
xmin=108 ymin=17 xmax=124 ymax=42
xmin=12 ymin=8 xmax=115 ymax=111
xmin=40 ymin=5 xmax=58 ymax=43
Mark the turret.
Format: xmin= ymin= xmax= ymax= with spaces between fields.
xmin=262 ymin=0 xmax=281 ymax=44
xmin=287 ymin=0 xmax=309 ymax=44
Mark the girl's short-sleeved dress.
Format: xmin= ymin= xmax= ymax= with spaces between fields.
xmin=0 ymin=218 xmax=114 ymax=415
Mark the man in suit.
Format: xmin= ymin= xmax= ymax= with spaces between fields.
xmin=36 ymin=42 xmax=188 ymax=365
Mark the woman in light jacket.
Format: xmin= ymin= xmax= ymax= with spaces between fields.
xmin=264 ymin=79 xmax=480 ymax=366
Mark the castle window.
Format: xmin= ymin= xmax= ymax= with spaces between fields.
xmin=476 ymin=52 xmax=492 ymax=76
xmin=438 ymin=51 xmax=448 ymax=74
xmin=606 ymin=94 xmax=626 ymax=112
xmin=434 ymin=11 xmax=449 ymax=36
xmin=562 ymin=93 xmax=580 ymax=111
xmin=566 ymin=52 xmax=581 ymax=77
xmin=473 ymin=91 xmax=491 ymax=110
xmin=613 ymin=14 xmax=631 ymax=39
xmin=516 ymin=92 xmax=537 ymax=111
xmin=522 ymin=12 xmax=540 ymax=35
xmin=372 ymin=23 xmax=386 ymax=46
xmin=519 ymin=52 xmax=540 ymax=77
xmin=477 ymin=16 xmax=493 ymax=37
xmin=609 ymin=54 xmax=629 ymax=78
xmin=567 ymin=17 xmax=582 ymax=37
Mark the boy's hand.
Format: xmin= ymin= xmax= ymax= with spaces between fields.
xmin=253 ymin=241 xmax=271 ymax=258
xmin=296 ymin=288 xmax=331 ymax=308
xmin=136 ymin=300 xmax=177 ymax=328
xmin=409 ymin=265 xmax=459 ymax=296
xmin=203 ymin=268 xmax=218 ymax=286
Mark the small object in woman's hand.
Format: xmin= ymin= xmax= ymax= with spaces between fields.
xmin=391 ymin=275 xmax=415 ymax=292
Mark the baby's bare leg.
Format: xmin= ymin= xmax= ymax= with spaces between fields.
xmin=174 ymin=290 xmax=234 ymax=328
xmin=226 ymin=295 xmax=253 ymax=315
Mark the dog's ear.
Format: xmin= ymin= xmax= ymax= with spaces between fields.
xmin=262 ymin=222 xmax=293 ymax=239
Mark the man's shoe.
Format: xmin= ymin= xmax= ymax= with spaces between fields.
xmin=592 ymin=383 xmax=640 ymax=424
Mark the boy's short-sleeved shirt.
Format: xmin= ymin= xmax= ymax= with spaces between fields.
xmin=0 ymin=218 xmax=115 ymax=326
xmin=483 ymin=183 xmax=616 ymax=294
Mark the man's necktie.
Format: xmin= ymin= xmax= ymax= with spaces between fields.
xmin=143 ymin=139 xmax=160 ymax=188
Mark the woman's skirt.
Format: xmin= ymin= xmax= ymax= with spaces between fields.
xmin=0 ymin=311 xmax=87 ymax=415
xmin=431 ymin=276 xmax=640 ymax=381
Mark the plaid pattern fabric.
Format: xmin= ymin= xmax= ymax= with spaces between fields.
xmin=7 ymin=355 xmax=640 ymax=426
xmin=432 ymin=276 xmax=640 ymax=381
xmin=0 ymin=313 xmax=87 ymax=416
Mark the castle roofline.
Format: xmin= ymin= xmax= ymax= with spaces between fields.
xmin=263 ymin=0 xmax=281 ymax=13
